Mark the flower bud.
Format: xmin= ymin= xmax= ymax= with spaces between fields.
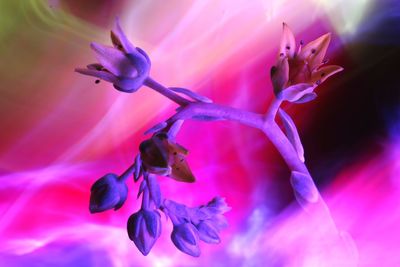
xmin=127 ymin=209 xmax=162 ymax=256
xmin=171 ymin=223 xmax=201 ymax=257
xmin=89 ymin=173 xmax=128 ymax=213
xmin=196 ymin=220 xmax=221 ymax=244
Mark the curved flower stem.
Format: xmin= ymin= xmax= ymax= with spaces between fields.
xmin=144 ymin=77 xmax=190 ymax=106
xmin=118 ymin=162 xmax=136 ymax=182
xmin=141 ymin=187 xmax=150 ymax=210
xmin=147 ymin=82 xmax=340 ymax=232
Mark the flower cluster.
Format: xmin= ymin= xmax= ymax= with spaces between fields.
xmin=79 ymin=19 xmax=343 ymax=258
xmin=164 ymin=197 xmax=230 ymax=257
xmin=270 ymin=23 xmax=343 ymax=103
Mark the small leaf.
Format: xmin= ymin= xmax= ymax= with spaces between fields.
xmin=137 ymin=180 xmax=147 ymax=199
xmin=290 ymin=171 xmax=319 ymax=203
xmin=278 ymin=109 xmax=305 ymax=162
xmin=133 ymin=154 xmax=142 ymax=182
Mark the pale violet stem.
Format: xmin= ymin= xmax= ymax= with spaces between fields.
xmin=144 ymin=77 xmax=190 ymax=106
xmin=141 ymin=187 xmax=150 ymax=210
xmin=264 ymin=98 xmax=282 ymax=121
xmin=166 ymin=99 xmax=338 ymax=231
xmin=118 ymin=162 xmax=136 ymax=182
xmin=141 ymin=79 xmax=338 ymax=231
xmin=168 ymin=102 xmax=264 ymax=129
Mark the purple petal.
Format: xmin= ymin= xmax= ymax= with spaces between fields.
xmin=278 ymin=109 xmax=305 ymax=162
xmin=207 ymin=197 xmax=231 ymax=213
xmin=90 ymin=42 xmax=137 ymax=77
xmin=279 ymin=83 xmax=314 ymax=102
xmin=113 ymin=17 xmax=136 ymax=54
xmin=290 ymin=171 xmax=319 ymax=203
xmin=280 ymin=23 xmax=296 ymax=58
xmin=114 ymin=182 xmax=128 ymax=210
xmin=293 ymin=92 xmax=317 ymax=104
xmin=144 ymin=210 xmax=161 ymax=238
xmin=271 ymin=56 xmax=289 ymax=96
xmin=75 ymin=68 xmax=117 ymax=83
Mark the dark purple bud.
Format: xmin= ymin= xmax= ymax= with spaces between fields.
xmin=171 ymin=223 xmax=201 ymax=257
xmin=89 ymin=173 xmax=128 ymax=213
xmin=127 ymin=209 xmax=161 ymax=256
xmin=196 ymin=220 xmax=221 ymax=244
xmin=290 ymin=171 xmax=319 ymax=204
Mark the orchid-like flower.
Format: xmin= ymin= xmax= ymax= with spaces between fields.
xmin=75 ymin=19 xmax=150 ymax=93
xmin=127 ymin=208 xmax=162 ymax=256
xmin=271 ymin=23 xmax=343 ymax=103
xmin=139 ymin=133 xmax=195 ymax=183
xmin=89 ymin=173 xmax=128 ymax=213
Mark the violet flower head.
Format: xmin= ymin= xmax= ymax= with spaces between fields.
xmin=139 ymin=133 xmax=195 ymax=183
xmin=89 ymin=173 xmax=128 ymax=213
xmin=164 ymin=197 xmax=230 ymax=256
xmin=127 ymin=209 xmax=162 ymax=256
xmin=75 ymin=18 xmax=150 ymax=93
xmin=171 ymin=222 xmax=201 ymax=257
xmin=270 ymin=23 xmax=343 ymax=103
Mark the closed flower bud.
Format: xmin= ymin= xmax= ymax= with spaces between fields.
xmin=171 ymin=223 xmax=201 ymax=257
xmin=89 ymin=173 xmax=128 ymax=213
xmin=196 ymin=220 xmax=221 ymax=244
xmin=127 ymin=209 xmax=161 ymax=256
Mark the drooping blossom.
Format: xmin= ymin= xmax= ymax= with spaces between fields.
xmin=75 ymin=18 xmax=150 ymax=93
xmin=271 ymin=23 xmax=343 ymax=103
xmin=89 ymin=173 xmax=128 ymax=213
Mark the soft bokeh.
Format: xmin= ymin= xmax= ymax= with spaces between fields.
xmin=0 ymin=0 xmax=399 ymax=266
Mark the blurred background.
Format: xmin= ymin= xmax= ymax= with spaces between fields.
xmin=0 ymin=0 xmax=399 ymax=266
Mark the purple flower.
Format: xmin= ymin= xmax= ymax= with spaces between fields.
xmin=89 ymin=173 xmax=128 ymax=213
xmin=171 ymin=223 xmax=201 ymax=257
xmin=75 ymin=19 xmax=150 ymax=93
xmin=127 ymin=209 xmax=161 ymax=256
xmin=270 ymin=23 xmax=343 ymax=102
